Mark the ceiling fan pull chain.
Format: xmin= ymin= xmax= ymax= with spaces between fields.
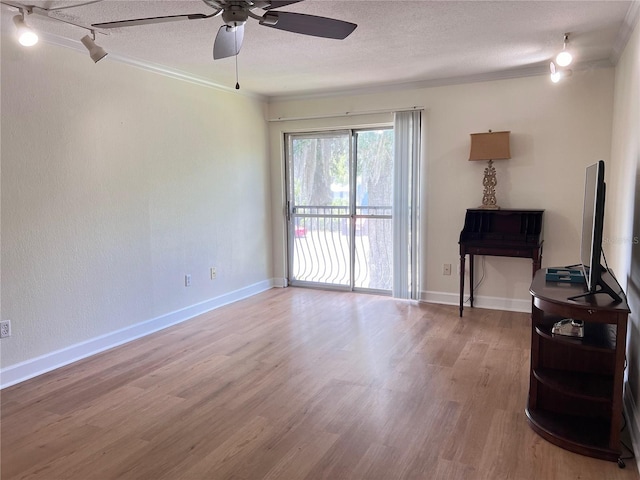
xmin=234 ymin=27 xmax=240 ymax=90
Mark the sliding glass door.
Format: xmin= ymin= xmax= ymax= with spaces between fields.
xmin=286 ymin=128 xmax=394 ymax=293
xmin=353 ymin=130 xmax=393 ymax=291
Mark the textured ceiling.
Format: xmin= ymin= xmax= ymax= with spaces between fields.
xmin=0 ymin=1 xmax=636 ymax=98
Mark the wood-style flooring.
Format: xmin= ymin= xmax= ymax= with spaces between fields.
xmin=1 ymin=288 xmax=638 ymax=479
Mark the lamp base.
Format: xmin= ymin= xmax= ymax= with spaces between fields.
xmin=479 ymin=159 xmax=500 ymax=210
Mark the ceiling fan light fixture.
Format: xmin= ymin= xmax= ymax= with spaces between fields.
xmin=222 ymin=7 xmax=248 ymax=27
xmin=81 ymin=32 xmax=108 ymax=63
xmin=13 ymin=12 xmax=38 ymax=47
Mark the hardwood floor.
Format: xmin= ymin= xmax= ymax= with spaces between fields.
xmin=2 ymin=288 xmax=638 ymax=479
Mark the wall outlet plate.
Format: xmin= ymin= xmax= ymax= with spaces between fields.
xmin=185 ymin=274 xmax=192 ymax=287
xmin=1 ymin=320 xmax=12 ymax=338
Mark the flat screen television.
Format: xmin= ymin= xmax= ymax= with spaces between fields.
xmin=570 ymin=160 xmax=622 ymax=303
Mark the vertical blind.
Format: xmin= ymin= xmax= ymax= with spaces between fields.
xmin=392 ymin=110 xmax=422 ymax=299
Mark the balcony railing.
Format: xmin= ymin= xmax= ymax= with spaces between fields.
xmin=291 ymin=205 xmax=392 ymax=290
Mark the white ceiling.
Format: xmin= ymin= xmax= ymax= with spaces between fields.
xmin=1 ymin=1 xmax=637 ymax=99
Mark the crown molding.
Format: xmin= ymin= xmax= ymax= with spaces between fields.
xmin=611 ymin=0 xmax=640 ymax=64
xmin=39 ymin=31 xmax=267 ymax=101
xmin=267 ymin=59 xmax=614 ymax=103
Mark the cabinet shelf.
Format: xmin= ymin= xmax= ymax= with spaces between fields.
xmin=532 ymin=367 xmax=613 ymax=402
xmin=525 ymin=407 xmax=618 ymax=461
xmin=535 ymin=322 xmax=617 ymax=352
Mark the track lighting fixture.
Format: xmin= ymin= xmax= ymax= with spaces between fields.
xmin=13 ymin=10 xmax=38 ymax=47
xmin=555 ymin=33 xmax=572 ymax=67
xmin=549 ymin=61 xmax=572 ymax=83
xmin=549 ymin=34 xmax=574 ymax=84
xmin=5 ymin=1 xmax=109 ymax=64
xmin=81 ymin=31 xmax=108 ymax=63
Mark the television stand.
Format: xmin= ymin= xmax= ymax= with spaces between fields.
xmin=527 ymin=269 xmax=630 ymax=465
xmin=567 ymin=267 xmax=623 ymax=303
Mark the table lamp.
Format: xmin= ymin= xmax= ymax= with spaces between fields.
xmin=469 ymin=130 xmax=511 ymax=209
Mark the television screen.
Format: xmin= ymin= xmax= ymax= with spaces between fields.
xmin=580 ymin=160 xmax=605 ymax=292
xmin=573 ymin=160 xmax=622 ymax=303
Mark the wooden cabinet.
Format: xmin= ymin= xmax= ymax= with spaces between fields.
xmin=527 ymin=269 xmax=629 ymax=464
xmin=459 ymin=209 xmax=544 ymax=316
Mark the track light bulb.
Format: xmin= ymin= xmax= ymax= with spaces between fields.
xmin=549 ymin=61 xmax=561 ymax=83
xmin=556 ymin=50 xmax=572 ymax=67
xmin=13 ymin=15 xmax=38 ymax=47
xmin=81 ymin=34 xmax=108 ymax=63
xmin=556 ymin=34 xmax=572 ymax=67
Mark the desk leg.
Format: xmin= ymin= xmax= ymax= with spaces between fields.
xmin=470 ymin=254 xmax=475 ymax=308
xmin=532 ymin=250 xmax=542 ymax=276
xmin=532 ymin=251 xmax=541 ymax=316
xmin=459 ymin=254 xmax=465 ymax=317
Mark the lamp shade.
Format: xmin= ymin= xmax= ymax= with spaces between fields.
xmin=469 ymin=131 xmax=511 ymax=161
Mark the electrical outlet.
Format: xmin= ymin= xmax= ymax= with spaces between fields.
xmin=443 ymin=264 xmax=452 ymax=276
xmin=1 ymin=320 xmax=12 ymax=338
xmin=185 ymin=274 xmax=192 ymax=287
xmin=210 ymin=267 xmax=217 ymax=280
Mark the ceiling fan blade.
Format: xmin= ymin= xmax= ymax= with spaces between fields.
xmin=260 ymin=12 xmax=357 ymax=39
xmin=213 ymin=24 xmax=245 ymax=60
xmin=265 ymin=1 xmax=305 ymax=9
xmin=92 ymin=13 xmax=215 ymax=29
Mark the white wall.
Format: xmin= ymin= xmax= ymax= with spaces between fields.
xmin=608 ymin=10 xmax=640 ymax=459
xmin=268 ymin=70 xmax=615 ymax=309
xmin=1 ymin=37 xmax=272 ymax=380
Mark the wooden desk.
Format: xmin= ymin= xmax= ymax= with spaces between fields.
xmin=527 ymin=269 xmax=629 ymax=465
xmin=459 ymin=209 xmax=544 ymax=316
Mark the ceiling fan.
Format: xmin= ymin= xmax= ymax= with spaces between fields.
xmin=92 ymin=0 xmax=358 ymax=60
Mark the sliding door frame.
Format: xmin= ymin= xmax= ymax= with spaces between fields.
xmin=284 ymin=127 xmax=393 ymax=294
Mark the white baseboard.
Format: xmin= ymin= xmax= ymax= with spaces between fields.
xmin=272 ymin=277 xmax=288 ymax=288
xmin=623 ymin=385 xmax=640 ymax=471
xmin=0 ymin=279 xmax=276 ymax=389
xmin=420 ymin=290 xmax=532 ymax=313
